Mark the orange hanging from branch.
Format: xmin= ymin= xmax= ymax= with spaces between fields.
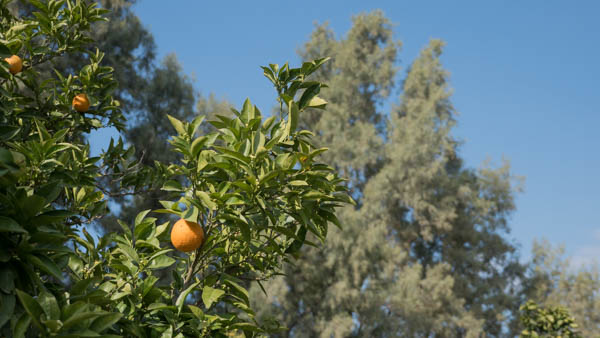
xmin=72 ymin=93 xmax=90 ymax=112
xmin=4 ymin=55 xmax=22 ymax=74
xmin=170 ymin=219 xmax=205 ymax=252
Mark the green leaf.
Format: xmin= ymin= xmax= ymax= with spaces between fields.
xmin=191 ymin=136 xmax=207 ymax=158
xmin=223 ymin=277 xmax=249 ymax=305
xmin=0 ymin=126 xmax=21 ymax=141
xmin=148 ymin=255 xmax=175 ymax=270
xmin=182 ymin=205 xmax=199 ymax=222
xmin=176 ymin=281 xmax=200 ymax=314
xmin=167 ymin=115 xmax=186 ymax=136
xmin=134 ymin=209 xmax=152 ymax=226
xmin=117 ymin=220 xmax=132 ymax=238
xmin=155 ymin=221 xmax=170 ymax=238
xmin=40 ymin=319 xmax=62 ymax=333
xmin=0 ymin=216 xmax=26 ymax=233
xmin=231 ymin=322 xmax=263 ymax=333
xmin=38 ymin=291 xmax=60 ymax=320
xmin=302 ymin=190 xmax=327 ymax=200
xmin=116 ymin=243 xmax=139 ymax=263
xmin=298 ymin=83 xmax=321 ymax=109
xmin=225 ymin=196 xmax=245 ymax=206
xmin=134 ymin=221 xmax=154 ymax=242
xmin=191 ymin=115 xmax=206 ymax=134
xmin=17 ymin=194 xmax=46 ymax=220
xmin=15 ymin=289 xmax=44 ymax=330
xmin=0 ymin=42 xmax=11 ymax=57
xmin=161 ymin=180 xmax=183 ymax=192
xmin=147 ymin=249 xmax=173 ymax=266
xmin=110 ymin=291 xmax=131 ymax=301
xmin=26 ymin=254 xmax=63 ymax=281
xmin=0 ymin=268 xmax=15 ymax=293
xmin=13 ymin=312 xmax=31 ymax=338
xmin=71 ymin=277 xmax=99 ymax=296
xmin=141 ymin=275 xmax=159 ymax=298
xmin=307 ymin=96 xmax=327 ymax=109
xmin=31 ymin=210 xmax=75 ymax=226
xmin=253 ymin=130 xmax=266 ymax=154
xmin=219 ymin=213 xmax=250 ymax=241
xmin=289 ymin=180 xmax=308 ymax=186
xmin=262 ymin=115 xmax=277 ymax=131
xmin=147 ymin=303 xmax=175 ymax=311
xmin=36 ymin=182 xmax=62 ymax=204
xmin=318 ymin=209 xmax=343 ymax=230
xmin=0 ymin=293 xmax=15 ymax=328
xmin=289 ymin=101 xmax=299 ymax=133
xmin=214 ymin=146 xmax=251 ymax=165
xmin=240 ymin=98 xmax=255 ymax=123
xmin=61 ymin=301 xmax=87 ymax=321
xmin=285 ymin=226 xmax=307 ymax=254
xmin=261 ymin=66 xmax=277 ymax=85
xmin=62 ymin=312 xmax=104 ymax=330
xmin=187 ymin=305 xmax=204 ymax=319
xmin=89 ymin=312 xmax=123 ymax=333
xmin=259 ymin=169 xmax=283 ymax=185
xmin=312 ymin=57 xmax=331 ymax=71
xmin=0 ymin=147 xmax=16 ymax=169
xmin=195 ymin=191 xmax=216 ymax=210
xmin=160 ymin=326 xmax=174 ymax=338
xmin=202 ymin=286 xmax=225 ymax=309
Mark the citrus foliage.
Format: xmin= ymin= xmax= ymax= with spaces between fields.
xmin=0 ymin=1 xmax=351 ymax=336
xmin=520 ymin=300 xmax=581 ymax=338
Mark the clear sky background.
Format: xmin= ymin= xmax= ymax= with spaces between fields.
xmin=89 ymin=0 xmax=600 ymax=265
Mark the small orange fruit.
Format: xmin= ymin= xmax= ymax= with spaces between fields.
xmin=170 ymin=219 xmax=204 ymax=252
xmin=4 ymin=55 xmax=22 ymax=75
xmin=72 ymin=93 xmax=90 ymax=112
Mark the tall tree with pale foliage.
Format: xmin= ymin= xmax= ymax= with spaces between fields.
xmin=251 ymin=11 xmax=528 ymax=337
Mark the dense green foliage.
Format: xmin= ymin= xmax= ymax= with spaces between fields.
xmin=0 ymin=1 xmax=351 ymax=336
xmin=520 ymin=300 xmax=581 ymax=337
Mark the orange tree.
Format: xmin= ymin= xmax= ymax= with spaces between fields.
xmin=0 ymin=1 xmax=352 ymax=337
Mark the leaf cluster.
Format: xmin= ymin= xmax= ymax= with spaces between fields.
xmin=520 ymin=300 xmax=581 ymax=338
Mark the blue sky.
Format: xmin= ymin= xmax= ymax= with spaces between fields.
xmin=89 ymin=0 xmax=600 ymax=265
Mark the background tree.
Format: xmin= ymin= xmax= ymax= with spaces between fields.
xmin=252 ymin=12 xmax=529 ymax=337
xmin=377 ymin=39 xmax=527 ymax=335
xmin=297 ymin=10 xmax=398 ymax=196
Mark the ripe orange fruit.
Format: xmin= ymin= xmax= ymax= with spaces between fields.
xmin=72 ymin=93 xmax=90 ymax=112
xmin=170 ymin=219 xmax=204 ymax=252
xmin=4 ymin=55 xmax=22 ymax=75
